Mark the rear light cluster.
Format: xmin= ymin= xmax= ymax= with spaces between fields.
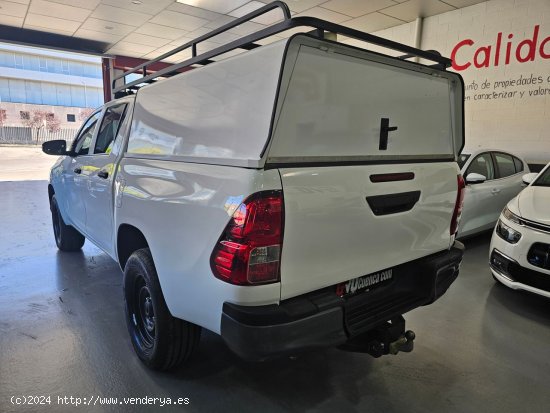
xmin=450 ymin=174 xmax=466 ymax=235
xmin=210 ymin=191 xmax=284 ymax=285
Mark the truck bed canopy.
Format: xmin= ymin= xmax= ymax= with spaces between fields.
xmin=121 ymin=1 xmax=464 ymax=168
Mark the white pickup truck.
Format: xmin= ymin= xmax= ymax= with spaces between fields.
xmin=42 ymin=3 xmax=466 ymax=371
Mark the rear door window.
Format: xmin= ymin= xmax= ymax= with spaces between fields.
xmin=458 ymin=154 xmax=470 ymax=169
xmin=466 ymin=153 xmax=495 ymax=180
xmin=513 ymin=156 xmax=524 ymax=173
xmin=494 ymin=152 xmax=516 ymax=178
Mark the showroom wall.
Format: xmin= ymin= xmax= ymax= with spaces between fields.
xmin=347 ymin=0 xmax=550 ymax=163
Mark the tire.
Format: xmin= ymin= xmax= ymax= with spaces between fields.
xmin=50 ymin=195 xmax=85 ymax=251
xmin=123 ymin=248 xmax=201 ymax=370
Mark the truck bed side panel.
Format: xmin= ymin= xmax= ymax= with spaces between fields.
xmin=115 ymin=158 xmax=282 ymax=333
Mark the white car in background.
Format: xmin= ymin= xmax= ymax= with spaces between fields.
xmin=489 ymin=164 xmax=550 ymax=298
xmin=457 ymin=149 xmax=529 ymax=238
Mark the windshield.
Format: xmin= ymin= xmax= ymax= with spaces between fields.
xmin=458 ymin=154 xmax=470 ymax=169
xmin=533 ymin=166 xmax=550 ymax=187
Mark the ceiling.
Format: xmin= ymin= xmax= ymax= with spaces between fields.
xmin=0 ymin=0 xmax=486 ymax=62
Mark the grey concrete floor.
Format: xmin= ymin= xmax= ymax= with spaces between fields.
xmin=0 ymin=146 xmax=55 ymax=181
xmin=1 ymin=180 xmax=550 ymax=413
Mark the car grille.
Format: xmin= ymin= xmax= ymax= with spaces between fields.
xmin=508 ymin=262 xmax=550 ymax=293
xmin=527 ymin=243 xmax=550 ymax=270
xmin=519 ymin=218 xmax=550 ymax=234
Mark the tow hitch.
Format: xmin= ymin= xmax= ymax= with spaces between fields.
xmin=339 ymin=316 xmax=415 ymax=357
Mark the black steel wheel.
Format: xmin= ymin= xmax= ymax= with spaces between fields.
xmin=50 ymin=195 xmax=85 ymax=251
xmin=123 ymin=248 xmax=201 ymax=370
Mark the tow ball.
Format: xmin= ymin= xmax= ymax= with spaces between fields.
xmin=339 ymin=316 xmax=415 ymax=358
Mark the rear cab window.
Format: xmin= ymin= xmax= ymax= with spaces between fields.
xmin=267 ymin=41 xmax=462 ymax=164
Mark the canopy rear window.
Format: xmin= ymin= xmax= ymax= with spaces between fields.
xmin=267 ymin=43 xmax=462 ymax=164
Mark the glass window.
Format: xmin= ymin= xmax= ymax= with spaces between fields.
xmin=73 ymin=111 xmax=100 ymax=156
xmin=69 ymin=61 xmax=83 ymax=77
xmin=39 ymin=57 xmax=48 ymax=72
xmin=533 ymin=167 xmax=550 ymax=187
xmin=9 ymin=79 xmax=26 ymax=103
xmin=20 ymin=111 xmax=30 ymax=120
xmin=67 ymin=114 xmax=76 ymax=122
xmin=458 ymin=153 xmax=470 ymax=169
xmin=56 ymin=84 xmax=72 ymax=106
xmin=0 ymin=78 xmax=11 ymax=102
xmin=71 ymin=85 xmax=86 ymax=107
xmin=494 ymin=153 xmax=516 ymax=178
xmin=513 ymin=157 xmax=524 ymax=173
xmin=25 ymin=80 xmax=43 ymax=104
xmin=90 ymin=89 xmax=103 ymax=108
xmin=94 ymin=104 xmax=127 ymax=154
xmin=268 ymin=46 xmax=456 ymax=160
xmin=0 ymin=51 xmax=15 ymax=68
xmin=47 ymin=58 xmax=60 ymax=74
xmin=14 ymin=54 xmax=23 ymax=69
xmin=23 ymin=55 xmax=39 ymax=71
xmin=466 ymin=153 xmax=495 ymax=180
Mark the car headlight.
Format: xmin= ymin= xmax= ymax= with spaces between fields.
xmin=502 ymin=206 xmax=521 ymax=224
xmin=495 ymin=219 xmax=522 ymax=244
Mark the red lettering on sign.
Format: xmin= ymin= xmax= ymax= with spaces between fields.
xmin=540 ymin=36 xmax=550 ymax=58
xmin=451 ymin=25 xmax=549 ymax=70
xmin=451 ymin=39 xmax=473 ymax=71
xmin=516 ymin=25 xmax=539 ymax=62
xmin=474 ymin=46 xmax=491 ymax=68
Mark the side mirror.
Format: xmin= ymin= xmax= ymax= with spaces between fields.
xmin=466 ymin=172 xmax=486 ymax=184
xmin=522 ymin=172 xmax=538 ymax=185
xmin=42 ymin=140 xmax=70 ymax=156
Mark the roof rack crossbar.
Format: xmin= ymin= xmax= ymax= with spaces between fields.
xmin=113 ymin=2 xmax=452 ymax=94
xmin=112 ymin=0 xmax=291 ymax=90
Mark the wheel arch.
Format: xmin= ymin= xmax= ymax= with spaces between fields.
xmin=117 ymin=224 xmax=149 ymax=271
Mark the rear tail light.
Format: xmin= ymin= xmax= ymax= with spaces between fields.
xmin=450 ymin=174 xmax=466 ymax=235
xmin=211 ymin=191 xmax=284 ymax=285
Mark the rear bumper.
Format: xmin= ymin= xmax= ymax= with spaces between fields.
xmin=221 ymin=241 xmax=464 ymax=361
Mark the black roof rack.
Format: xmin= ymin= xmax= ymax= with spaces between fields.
xmin=112 ymin=1 xmax=452 ymax=95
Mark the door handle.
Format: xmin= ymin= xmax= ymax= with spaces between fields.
xmin=491 ymin=188 xmax=501 ymax=194
xmin=74 ymin=167 xmax=82 ymax=174
xmin=98 ymin=171 xmax=109 ymax=179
